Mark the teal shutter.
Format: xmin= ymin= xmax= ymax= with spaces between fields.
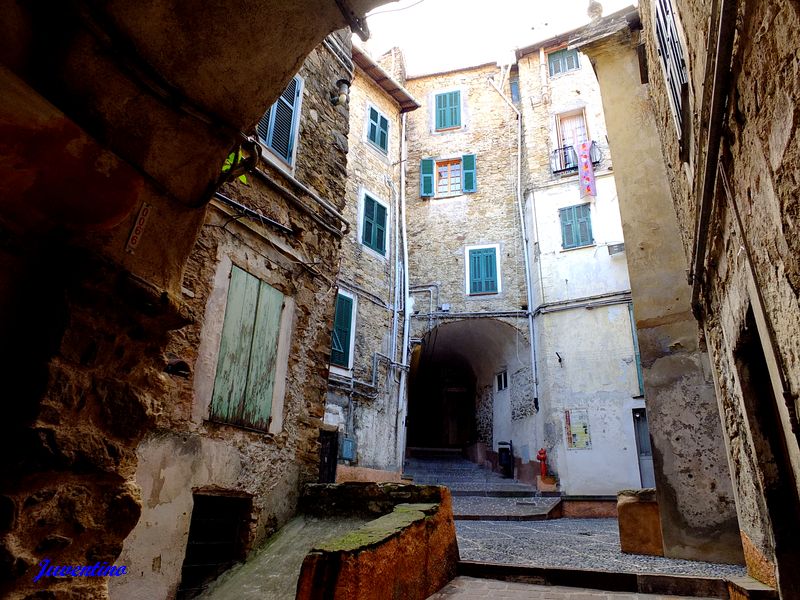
xmin=378 ymin=115 xmax=389 ymax=152
xmin=468 ymin=248 xmax=498 ymax=294
xmin=462 ymin=154 xmax=477 ymax=193
xmin=560 ymin=204 xmax=592 ymax=248
xmin=368 ymin=107 xmax=379 ymax=146
xmin=420 ymin=158 xmax=434 ymax=197
xmin=211 ymin=266 xmax=284 ymax=430
xmin=435 ymin=91 xmax=461 ymax=129
xmin=367 ymin=108 xmax=389 ymax=153
xmin=331 ymin=293 xmax=353 ymax=367
xmin=362 ymin=195 xmax=387 ymax=254
xmin=258 ymin=76 xmax=301 ymax=164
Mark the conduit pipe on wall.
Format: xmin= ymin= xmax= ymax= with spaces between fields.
xmin=389 ymin=178 xmax=401 ymax=368
xmin=488 ymin=74 xmax=539 ymax=403
xmin=689 ymin=0 xmax=737 ymax=315
xmin=395 ymin=112 xmax=412 ymax=469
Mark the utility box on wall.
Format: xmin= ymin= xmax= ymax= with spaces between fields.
xmin=340 ymin=436 xmax=357 ymax=462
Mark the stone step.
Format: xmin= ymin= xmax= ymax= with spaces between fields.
xmin=452 ymin=497 xmax=561 ymax=521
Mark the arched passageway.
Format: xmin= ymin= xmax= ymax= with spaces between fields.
xmin=407 ymin=318 xmax=531 ymax=452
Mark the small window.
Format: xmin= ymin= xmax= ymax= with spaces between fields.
xmin=435 ymin=91 xmax=462 ymax=130
xmin=509 ymin=78 xmax=520 ymax=103
xmin=467 ymin=247 xmax=498 ymax=295
xmin=420 ymin=154 xmax=476 ymax=198
xmin=361 ymin=194 xmax=387 ymax=255
xmin=256 ymin=76 xmax=302 ymax=165
xmin=559 ymin=204 xmax=594 ymax=249
xmin=330 ymin=292 xmax=355 ymax=368
xmin=497 ymin=371 xmax=508 ymax=391
xmin=548 ymin=48 xmax=581 ymax=77
xmin=366 ymin=106 xmax=389 ymax=154
xmin=210 ymin=266 xmax=284 ymax=431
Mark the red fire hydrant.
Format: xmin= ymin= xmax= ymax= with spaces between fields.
xmin=536 ymin=448 xmax=548 ymax=478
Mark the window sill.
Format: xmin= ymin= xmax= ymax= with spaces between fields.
xmin=559 ymin=243 xmax=596 ymax=253
xmin=205 ymin=418 xmax=274 ymax=437
xmin=365 ymin=140 xmax=390 ymax=159
xmin=467 ymin=291 xmax=500 ymax=297
xmin=432 ymin=193 xmax=465 ymax=200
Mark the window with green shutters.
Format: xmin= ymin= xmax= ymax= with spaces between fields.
xmin=468 ymin=247 xmax=499 ymax=294
xmin=366 ymin=106 xmax=389 ymax=154
xmin=330 ymin=293 xmax=354 ymax=368
xmin=559 ymin=204 xmax=594 ymax=249
xmin=256 ymin=76 xmax=302 ymax=165
xmin=210 ymin=266 xmax=285 ymax=431
xmin=420 ymin=154 xmax=476 ymax=198
xmin=548 ymin=48 xmax=581 ymax=77
xmin=361 ymin=194 xmax=387 ymax=255
xmin=435 ymin=91 xmax=461 ymax=130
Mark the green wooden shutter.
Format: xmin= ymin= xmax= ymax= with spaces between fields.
xmin=211 ymin=266 xmax=260 ymax=424
xmin=449 ymin=91 xmax=461 ymax=128
xmin=240 ymin=280 xmax=283 ymax=429
xmin=483 ymin=248 xmax=497 ymax=292
xmin=331 ymin=293 xmax=353 ymax=367
xmin=560 ymin=206 xmax=576 ymax=248
xmin=577 ymin=204 xmax=593 ymax=246
xmin=462 ymin=154 xmax=477 ymax=193
xmin=435 ymin=93 xmax=447 ymax=130
xmin=362 ymin=195 xmax=375 ymax=247
xmin=368 ymin=107 xmax=379 ymax=146
xmin=469 ymin=249 xmax=483 ymax=294
xmin=420 ymin=158 xmax=434 ymax=197
xmin=375 ymin=202 xmax=387 ymax=254
xmin=378 ymin=115 xmax=389 ymax=152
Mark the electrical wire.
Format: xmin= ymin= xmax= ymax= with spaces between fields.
xmin=367 ymin=0 xmax=427 ymax=17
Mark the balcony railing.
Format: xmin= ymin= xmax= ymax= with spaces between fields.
xmin=550 ymin=141 xmax=602 ymax=174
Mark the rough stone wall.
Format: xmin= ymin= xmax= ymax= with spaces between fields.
xmin=639 ymin=0 xmax=800 ymax=589
xmin=324 ymin=63 xmax=406 ymax=471
xmin=579 ymin=22 xmax=744 ymax=564
xmin=516 ymin=49 xmax=612 ymax=192
xmin=109 ymin=37 xmax=352 ymax=600
xmin=475 ymin=384 xmax=493 ymax=447
xmin=404 ymin=64 xmax=526 ymax=317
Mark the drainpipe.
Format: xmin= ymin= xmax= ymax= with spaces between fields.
xmin=388 ymin=177 xmax=401 ymax=368
xmin=488 ymin=74 xmax=539 ymax=404
xmin=627 ymin=302 xmax=645 ymax=397
xmin=395 ymin=112 xmax=413 ymax=469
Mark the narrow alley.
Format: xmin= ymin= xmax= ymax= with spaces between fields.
xmin=1 ymin=0 xmax=798 ymax=599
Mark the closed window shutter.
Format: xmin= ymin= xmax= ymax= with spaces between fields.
xmin=654 ymin=0 xmax=688 ymax=130
xmin=462 ymin=154 xmax=477 ymax=192
xmin=560 ymin=206 xmax=575 ymax=248
xmin=375 ymin=203 xmax=387 ymax=253
xmin=331 ymin=294 xmax=353 ymax=367
xmin=483 ymin=248 xmax=497 ymax=292
xmin=241 ymin=281 xmax=284 ymax=429
xmin=420 ymin=158 xmax=435 ymax=197
xmin=470 ymin=250 xmax=483 ymax=293
xmin=449 ymin=91 xmax=461 ymax=128
xmin=368 ymin=107 xmax=379 ymax=145
xmin=435 ymin=94 xmax=447 ymax=130
xmin=362 ymin=196 xmax=375 ymax=247
xmin=378 ymin=115 xmax=389 ymax=152
xmin=577 ymin=204 xmax=593 ymax=245
xmin=263 ymin=77 xmax=300 ymax=163
xmin=211 ymin=266 xmax=283 ymax=431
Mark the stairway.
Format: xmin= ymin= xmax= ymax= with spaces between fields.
xmin=404 ymin=448 xmax=561 ymax=521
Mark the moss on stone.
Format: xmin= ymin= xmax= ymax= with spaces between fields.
xmin=315 ymin=503 xmax=439 ymax=552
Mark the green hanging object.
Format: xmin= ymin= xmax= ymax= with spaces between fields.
xmin=221 ymin=150 xmax=249 ymax=185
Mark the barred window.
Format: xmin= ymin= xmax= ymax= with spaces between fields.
xmin=654 ymin=0 xmax=689 ymax=132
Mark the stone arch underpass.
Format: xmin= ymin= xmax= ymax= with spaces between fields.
xmin=406 ymin=318 xmax=535 ymax=459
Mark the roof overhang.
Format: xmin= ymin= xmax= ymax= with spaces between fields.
xmin=352 ymin=45 xmax=420 ymax=112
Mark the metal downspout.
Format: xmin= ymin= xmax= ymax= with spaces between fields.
xmin=488 ymin=75 xmax=539 ymax=403
xmin=395 ymin=113 xmax=413 ymax=469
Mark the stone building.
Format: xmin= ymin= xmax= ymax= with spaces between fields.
xmin=398 ymin=47 xmax=646 ymax=495
xmin=11 ymin=28 xmax=352 ymax=599
xmin=323 ymin=45 xmax=419 ymax=475
xmin=514 ymin=38 xmax=650 ymax=495
xmin=0 ymin=1 xmax=388 ymax=597
xmin=566 ymin=0 xmax=799 ymax=587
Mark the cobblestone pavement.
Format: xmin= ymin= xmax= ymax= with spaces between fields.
xmin=453 ymin=496 xmax=560 ymax=518
xmin=456 ymin=519 xmax=747 ymax=578
xmin=427 ymin=577 xmax=716 ymax=599
xmin=405 ymin=456 xmax=537 ymax=495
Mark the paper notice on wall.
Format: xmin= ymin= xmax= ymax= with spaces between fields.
xmin=578 ymin=141 xmax=597 ymax=198
xmin=565 ymin=409 xmax=592 ymax=449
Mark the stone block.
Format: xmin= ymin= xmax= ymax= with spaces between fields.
xmin=536 ymin=475 xmax=558 ymax=493
xmin=617 ymin=489 xmax=664 ymax=556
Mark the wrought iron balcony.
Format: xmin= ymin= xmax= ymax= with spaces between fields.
xmin=550 ymin=141 xmax=602 ymax=174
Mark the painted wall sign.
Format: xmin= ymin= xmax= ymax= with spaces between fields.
xmin=565 ymin=408 xmax=592 ymax=449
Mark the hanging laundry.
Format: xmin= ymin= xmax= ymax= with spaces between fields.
xmin=578 ymin=140 xmax=597 ymax=198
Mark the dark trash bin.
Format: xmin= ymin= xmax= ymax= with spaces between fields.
xmin=497 ymin=440 xmax=514 ymax=479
